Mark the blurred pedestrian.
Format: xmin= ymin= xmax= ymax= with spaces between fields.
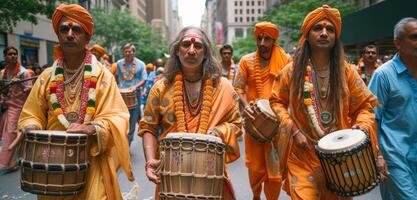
xmin=220 ymin=44 xmax=238 ymax=82
xmin=0 ymin=46 xmax=34 ymax=174
xmin=90 ymin=44 xmax=115 ymax=74
xmin=357 ymin=44 xmax=380 ymax=84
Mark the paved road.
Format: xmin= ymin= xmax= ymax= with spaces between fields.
xmin=1 ymin=134 xmax=382 ymax=199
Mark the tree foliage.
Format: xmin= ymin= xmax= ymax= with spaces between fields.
xmin=91 ymin=8 xmax=168 ymax=64
xmin=0 ymin=0 xmax=65 ymax=32
xmin=232 ymin=0 xmax=358 ymax=60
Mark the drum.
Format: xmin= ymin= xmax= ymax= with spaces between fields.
xmin=243 ymin=99 xmax=278 ymax=143
xmin=120 ymin=88 xmax=137 ymax=109
xmin=159 ymin=133 xmax=225 ymax=200
xmin=316 ymin=129 xmax=380 ymax=197
xmin=19 ymin=130 xmax=89 ymax=196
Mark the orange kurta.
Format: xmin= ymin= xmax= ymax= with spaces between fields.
xmin=139 ymin=77 xmax=242 ymax=199
xmin=18 ymin=59 xmax=134 ymax=200
xmin=269 ymin=62 xmax=378 ymax=200
xmin=233 ymin=45 xmax=291 ymax=199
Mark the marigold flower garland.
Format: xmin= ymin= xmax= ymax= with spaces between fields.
xmin=49 ymin=52 xmax=97 ymax=128
xmin=173 ymin=73 xmax=213 ymax=133
xmin=304 ymin=66 xmax=325 ymax=137
xmin=228 ymin=64 xmax=235 ymax=80
xmin=122 ymin=60 xmax=136 ymax=81
xmin=253 ymin=53 xmax=264 ymax=97
xmin=2 ymin=61 xmax=20 ymax=78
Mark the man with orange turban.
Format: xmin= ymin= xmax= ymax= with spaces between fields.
xmin=11 ymin=4 xmax=134 ymax=200
xmin=90 ymin=44 xmax=115 ymax=74
xmin=233 ymin=21 xmax=291 ymax=200
xmin=270 ymin=5 xmax=385 ymax=200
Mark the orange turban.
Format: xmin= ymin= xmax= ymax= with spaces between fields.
xmin=253 ymin=21 xmax=279 ymax=41
xmin=91 ymin=44 xmax=106 ymax=57
xmin=103 ymin=54 xmax=109 ymax=61
xmin=52 ymin=4 xmax=94 ymax=60
xmin=146 ymin=63 xmax=155 ymax=71
xmin=299 ymin=5 xmax=341 ymax=46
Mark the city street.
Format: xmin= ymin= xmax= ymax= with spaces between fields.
xmin=1 ymin=134 xmax=382 ymax=200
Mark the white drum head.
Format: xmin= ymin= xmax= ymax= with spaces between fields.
xmin=317 ymin=129 xmax=366 ymax=153
xmin=119 ymin=88 xmax=134 ymax=93
xmin=165 ymin=132 xmax=223 ymax=144
xmin=256 ymin=99 xmax=276 ymax=117
xmin=26 ymin=130 xmax=86 ymax=137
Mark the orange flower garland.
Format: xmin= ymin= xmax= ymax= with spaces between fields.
xmin=253 ymin=53 xmax=263 ymax=97
xmin=173 ymin=73 xmax=213 ymax=133
xmin=122 ymin=60 xmax=136 ymax=81
xmin=2 ymin=61 xmax=21 ymax=78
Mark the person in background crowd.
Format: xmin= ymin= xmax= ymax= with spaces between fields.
xmin=220 ymin=44 xmax=238 ymax=82
xmin=115 ymin=43 xmax=147 ymax=145
xmin=357 ymin=44 xmax=380 ymax=84
xmin=0 ymin=46 xmax=34 ymax=174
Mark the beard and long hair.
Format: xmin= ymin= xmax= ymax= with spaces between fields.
xmin=291 ymin=39 xmax=347 ymax=122
xmin=164 ymin=26 xmax=221 ymax=86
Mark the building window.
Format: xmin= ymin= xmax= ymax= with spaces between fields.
xmin=258 ymin=9 xmax=261 ymax=14
xmin=235 ymin=1 xmax=238 ymax=6
xmin=235 ymin=9 xmax=238 ymax=14
xmin=251 ymin=1 xmax=254 ymax=6
xmin=240 ymin=17 xmax=243 ymax=22
xmin=258 ymin=1 xmax=261 ymax=6
xmin=247 ymin=9 xmax=249 ymax=14
xmin=235 ymin=28 xmax=244 ymax=38
xmin=247 ymin=17 xmax=250 ymax=22
xmin=240 ymin=9 xmax=242 ymax=14
xmin=235 ymin=17 xmax=238 ymax=22
xmin=252 ymin=17 xmax=255 ymax=21
xmin=246 ymin=1 xmax=249 ymax=6
xmin=252 ymin=9 xmax=254 ymax=14
xmin=240 ymin=1 xmax=242 ymax=6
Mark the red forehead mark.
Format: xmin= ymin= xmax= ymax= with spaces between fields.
xmin=323 ymin=22 xmax=328 ymax=27
xmin=190 ymin=37 xmax=196 ymax=44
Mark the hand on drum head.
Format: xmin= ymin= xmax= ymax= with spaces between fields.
xmin=67 ymin=123 xmax=96 ymax=135
xmin=376 ymin=155 xmax=389 ymax=182
xmin=145 ymin=159 xmax=161 ymax=184
xmin=8 ymin=124 xmax=40 ymax=150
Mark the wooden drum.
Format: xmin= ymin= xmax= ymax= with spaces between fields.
xmin=120 ymin=88 xmax=138 ymax=109
xmin=159 ymin=133 xmax=225 ymax=199
xmin=243 ymin=99 xmax=279 ymax=143
xmin=19 ymin=130 xmax=89 ymax=196
xmin=316 ymin=129 xmax=380 ymax=197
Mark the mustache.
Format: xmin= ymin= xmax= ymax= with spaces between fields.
xmin=259 ymin=46 xmax=270 ymax=52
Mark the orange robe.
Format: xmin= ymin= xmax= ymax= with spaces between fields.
xmin=233 ymin=45 xmax=291 ymax=199
xmin=269 ymin=62 xmax=378 ymax=200
xmin=18 ymin=60 xmax=134 ymax=200
xmin=139 ymin=77 xmax=242 ymax=200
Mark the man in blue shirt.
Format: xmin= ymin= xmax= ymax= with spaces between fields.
xmin=116 ymin=43 xmax=147 ymax=145
xmin=368 ymin=17 xmax=417 ymax=200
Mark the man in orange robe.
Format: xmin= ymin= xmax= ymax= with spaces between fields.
xmin=269 ymin=5 xmax=384 ymax=200
xmin=11 ymin=4 xmax=134 ymax=200
xmin=233 ymin=21 xmax=291 ymax=200
xmin=139 ymin=27 xmax=242 ymax=200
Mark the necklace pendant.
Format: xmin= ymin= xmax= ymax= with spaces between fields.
xmin=320 ymin=111 xmax=332 ymax=125
xmin=67 ymin=112 xmax=79 ymax=123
